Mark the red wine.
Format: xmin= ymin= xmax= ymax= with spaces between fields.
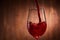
xmin=28 ymin=22 xmax=47 ymax=39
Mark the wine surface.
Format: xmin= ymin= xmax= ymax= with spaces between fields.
xmin=28 ymin=22 xmax=47 ymax=39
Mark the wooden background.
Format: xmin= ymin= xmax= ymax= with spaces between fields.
xmin=0 ymin=0 xmax=60 ymax=40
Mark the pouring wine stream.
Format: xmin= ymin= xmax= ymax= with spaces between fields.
xmin=34 ymin=0 xmax=41 ymax=22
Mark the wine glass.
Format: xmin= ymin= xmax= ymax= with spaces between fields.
xmin=27 ymin=8 xmax=47 ymax=40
